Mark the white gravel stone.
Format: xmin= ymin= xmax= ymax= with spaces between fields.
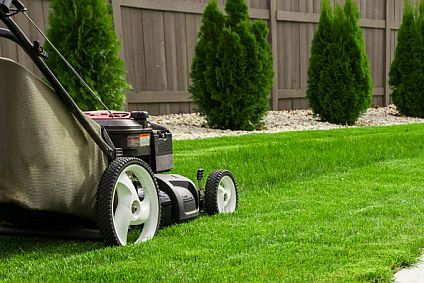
xmin=149 ymin=105 xmax=424 ymax=140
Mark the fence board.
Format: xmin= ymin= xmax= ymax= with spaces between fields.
xmin=164 ymin=11 xmax=178 ymax=91
xmin=185 ymin=13 xmax=198 ymax=88
xmin=41 ymin=0 xmax=49 ymax=31
xmin=270 ymin=0 xmax=278 ymax=109
xmin=121 ymin=8 xmax=135 ymax=89
xmin=174 ymin=13 xmax=189 ymax=92
xmin=143 ymin=10 xmax=167 ymax=91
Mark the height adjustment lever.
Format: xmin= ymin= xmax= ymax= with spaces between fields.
xmin=33 ymin=40 xmax=48 ymax=59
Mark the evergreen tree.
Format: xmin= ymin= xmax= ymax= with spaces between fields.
xmin=190 ymin=0 xmax=274 ymax=130
xmin=46 ymin=0 xmax=130 ymax=111
xmin=343 ymin=0 xmax=373 ymax=120
xmin=190 ymin=1 xmax=225 ymax=124
xmin=307 ymin=0 xmax=373 ymax=125
xmin=307 ymin=0 xmax=334 ymax=118
xmin=389 ymin=0 xmax=424 ymax=117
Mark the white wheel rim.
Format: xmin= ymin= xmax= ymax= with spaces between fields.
xmin=217 ymin=175 xmax=237 ymax=213
xmin=112 ymin=164 xmax=159 ymax=245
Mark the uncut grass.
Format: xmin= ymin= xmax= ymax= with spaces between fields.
xmin=2 ymin=124 xmax=424 ymax=282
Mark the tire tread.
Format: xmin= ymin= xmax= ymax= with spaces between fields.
xmin=204 ymin=170 xmax=238 ymax=215
xmin=96 ymin=157 xmax=160 ymax=246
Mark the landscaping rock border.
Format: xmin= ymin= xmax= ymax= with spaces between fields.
xmin=150 ymin=105 xmax=424 ymax=140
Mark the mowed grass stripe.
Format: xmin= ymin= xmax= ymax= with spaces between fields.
xmin=1 ymin=124 xmax=424 ymax=282
xmin=174 ymin=124 xmax=424 ymax=192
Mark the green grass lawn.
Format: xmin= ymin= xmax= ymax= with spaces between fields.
xmin=2 ymin=124 xmax=424 ymax=282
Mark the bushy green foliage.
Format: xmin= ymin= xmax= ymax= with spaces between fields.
xmin=190 ymin=0 xmax=274 ymax=130
xmin=46 ymin=0 xmax=130 ymax=111
xmin=389 ymin=0 xmax=424 ymax=117
xmin=307 ymin=0 xmax=373 ymax=125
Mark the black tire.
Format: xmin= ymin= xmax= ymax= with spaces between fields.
xmin=205 ymin=170 xmax=238 ymax=215
xmin=96 ymin=157 xmax=160 ymax=246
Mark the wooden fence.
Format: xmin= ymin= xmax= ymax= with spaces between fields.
xmin=0 ymin=0 xmax=405 ymax=115
xmin=113 ymin=0 xmax=404 ymax=115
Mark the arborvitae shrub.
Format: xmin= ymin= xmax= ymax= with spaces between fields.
xmin=307 ymin=0 xmax=373 ymax=125
xmin=389 ymin=0 xmax=424 ymax=117
xmin=190 ymin=0 xmax=274 ymax=130
xmin=46 ymin=0 xmax=130 ymax=111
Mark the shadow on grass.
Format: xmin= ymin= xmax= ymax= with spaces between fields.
xmin=0 ymin=233 xmax=103 ymax=259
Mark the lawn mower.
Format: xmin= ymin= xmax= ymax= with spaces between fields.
xmin=0 ymin=0 xmax=238 ymax=246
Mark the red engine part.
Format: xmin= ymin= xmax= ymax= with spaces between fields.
xmin=84 ymin=111 xmax=131 ymax=120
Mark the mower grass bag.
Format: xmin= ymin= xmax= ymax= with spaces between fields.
xmin=0 ymin=57 xmax=108 ymax=224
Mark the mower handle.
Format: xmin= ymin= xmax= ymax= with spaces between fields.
xmin=0 ymin=0 xmax=25 ymax=14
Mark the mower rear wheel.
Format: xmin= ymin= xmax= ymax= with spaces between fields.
xmin=96 ymin=157 xmax=160 ymax=246
xmin=205 ymin=170 xmax=238 ymax=215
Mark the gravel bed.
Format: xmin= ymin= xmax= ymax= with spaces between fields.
xmin=150 ymin=105 xmax=424 ymax=140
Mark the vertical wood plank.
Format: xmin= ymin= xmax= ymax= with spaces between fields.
xmin=164 ymin=11 xmax=178 ymax=91
xmin=159 ymin=102 xmax=171 ymax=115
xmin=300 ymin=98 xmax=309 ymax=109
xmin=277 ymin=22 xmax=284 ymax=90
xmin=170 ymin=103 xmax=181 ymax=114
xmin=292 ymin=98 xmax=302 ymax=109
xmin=276 ymin=0 xmax=283 ymax=10
xmin=121 ymin=8 xmax=135 ymax=89
xmin=180 ymin=102 xmax=190 ymax=113
xmin=270 ymin=0 xmax=279 ymax=110
xmin=299 ymin=22 xmax=308 ymax=90
xmin=174 ymin=13 xmax=188 ymax=91
xmin=291 ymin=0 xmax=300 ymax=90
xmin=281 ymin=1 xmax=292 ymax=93
xmin=299 ymin=0 xmax=308 ymax=92
xmin=142 ymin=10 xmax=167 ymax=91
xmin=250 ymin=0 xmax=259 ymax=8
xmin=279 ymin=99 xmax=292 ymax=110
xmin=189 ymin=102 xmax=196 ymax=113
xmin=260 ymin=0 xmax=269 ymax=9
xmin=314 ymin=0 xmax=321 ymax=13
xmin=384 ymin=0 xmax=391 ymax=105
xmin=360 ymin=0 xmax=366 ymax=17
xmin=185 ymin=13 xmax=198 ymax=88
xmin=149 ymin=103 xmax=160 ymax=116
xmin=307 ymin=0 xmax=315 ymax=106
xmin=112 ymin=0 xmax=125 ymax=59
xmin=370 ymin=1 xmax=379 ymax=89
xmin=131 ymin=8 xmax=148 ymax=91
xmin=42 ymin=0 xmax=50 ymax=31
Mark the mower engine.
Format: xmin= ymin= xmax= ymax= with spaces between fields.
xmin=85 ymin=111 xmax=200 ymax=225
xmin=85 ymin=111 xmax=173 ymax=173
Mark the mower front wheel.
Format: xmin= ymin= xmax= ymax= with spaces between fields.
xmin=205 ymin=170 xmax=238 ymax=215
xmin=96 ymin=157 xmax=160 ymax=246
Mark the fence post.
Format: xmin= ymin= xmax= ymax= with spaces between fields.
xmin=269 ymin=0 xmax=279 ymax=111
xmin=384 ymin=0 xmax=391 ymax=106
